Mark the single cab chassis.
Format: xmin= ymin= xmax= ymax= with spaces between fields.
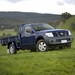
xmin=0 ymin=23 xmax=73 ymax=54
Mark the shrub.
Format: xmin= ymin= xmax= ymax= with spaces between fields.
xmin=71 ymin=23 xmax=75 ymax=30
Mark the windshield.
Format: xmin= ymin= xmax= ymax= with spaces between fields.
xmin=32 ymin=23 xmax=54 ymax=31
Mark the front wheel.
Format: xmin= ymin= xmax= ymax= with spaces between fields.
xmin=8 ymin=43 xmax=17 ymax=54
xmin=36 ymin=39 xmax=48 ymax=52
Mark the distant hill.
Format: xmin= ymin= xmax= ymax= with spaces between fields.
xmin=0 ymin=12 xmax=60 ymax=26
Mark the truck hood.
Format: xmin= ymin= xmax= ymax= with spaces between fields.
xmin=37 ymin=29 xmax=68 ymax=34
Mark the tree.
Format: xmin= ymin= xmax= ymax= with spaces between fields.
xmin=61 ymin=12 xmax=72 ymax=22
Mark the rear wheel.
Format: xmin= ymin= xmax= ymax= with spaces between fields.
xmin=36 ymin=39 xmax=48 ymax=52
xmin=8 ymin=43 xmax=17 ymax=54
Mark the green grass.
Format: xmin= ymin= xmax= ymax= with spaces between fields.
xmin=0 ymin=17 xmax=75 ymax=75
xmin=0 ymin=29 xmax=16 ymax=36
xmin=0 ymin=43 xmax=75 ymax=75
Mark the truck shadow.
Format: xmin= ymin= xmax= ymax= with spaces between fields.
xmin=48 ymin=47 xmax=71 ymax=51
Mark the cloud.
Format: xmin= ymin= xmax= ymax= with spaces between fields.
xmin=63 ymin=0 xmax=75 ymax=5
xmin=6 ymin=0 xmax=24 ymax=3
xmin=57 ymin=1 xmax=64 ymax=5
xmin=57 ymin=0 xmax=75 ymax=5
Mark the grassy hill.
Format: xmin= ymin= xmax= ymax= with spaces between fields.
xmin=0 ymin=17 xmax=75 ymax=75
xmin=57 ymin=17 xmax=75 ymax=31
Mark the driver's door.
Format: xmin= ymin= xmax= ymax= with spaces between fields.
xmin=21 ymin=25 xmax=35 ymax=48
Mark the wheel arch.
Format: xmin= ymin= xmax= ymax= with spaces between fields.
xmin=7 ymin=42 xmax=16 ymax=49
xmin=36 ymin=36 xmax=44 ymax=44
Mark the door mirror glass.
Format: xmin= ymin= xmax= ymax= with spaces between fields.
xmin=25 ymin=27 xmax=32 ymax=33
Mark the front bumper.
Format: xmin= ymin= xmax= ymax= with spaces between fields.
xmin=44 ymin=35 xmax=73 ymax=45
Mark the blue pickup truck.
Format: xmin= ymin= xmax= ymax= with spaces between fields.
xmin=0 ymin=23 xmax=73 ymax=54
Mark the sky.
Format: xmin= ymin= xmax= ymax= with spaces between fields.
xmin=0 ymin=0 xmax=75 ymax=15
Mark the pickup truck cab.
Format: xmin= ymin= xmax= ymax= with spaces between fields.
xmin=0 ymin=23 xmax=73 ymax=54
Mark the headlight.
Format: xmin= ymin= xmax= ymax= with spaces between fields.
xmin=45 ymin=33 xmax=54 ymax=37
xmin=68 ymin=31 xmax=71 ymax=35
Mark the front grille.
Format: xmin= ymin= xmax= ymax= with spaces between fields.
xmin=53 ymin=31 xmax=68 ymax=37
xmin=58 ymin=32 xmax=65 ymax=36
xmin=56 ymin=39 xmax=61 ymax=42
xmin=53 ymin=32 xmax=58 ymax=37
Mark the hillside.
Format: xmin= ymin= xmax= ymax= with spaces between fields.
xmin=0 ymin=12 xmax=60 ymax=26
xmin=57 ymin=17 xmax=75 ymax=31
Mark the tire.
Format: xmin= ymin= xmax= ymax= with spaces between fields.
xmin=36 ymin=39 xmax=48 ymax=52
xmin=67 ymin=43 xmax=71 ymax=48
xmin=8 ymin=43 xmax=17 ymax=54
xmin=59 ymin=46 xmax=64 ymax=49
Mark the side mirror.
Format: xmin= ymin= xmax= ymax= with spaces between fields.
xmin=26 ymin=27 xmax=32 ymax=33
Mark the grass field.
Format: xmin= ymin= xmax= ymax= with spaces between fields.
xmin=0 ymin=43 xmax=75 ymax=75
xmin=0 ymin=17 xmax=75 ymax=75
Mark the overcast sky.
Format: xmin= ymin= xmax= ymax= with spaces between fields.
xmin=0 ymin=0 xmax=75 ymax=15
